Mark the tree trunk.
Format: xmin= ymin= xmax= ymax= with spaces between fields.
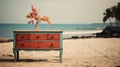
xmin=109 ymin=18 xmax=112 ymax=26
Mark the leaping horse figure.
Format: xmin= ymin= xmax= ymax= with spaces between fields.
xmin=26 ymin=5 xmax=51 ymax=30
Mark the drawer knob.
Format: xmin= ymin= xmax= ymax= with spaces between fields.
xmin=36 ymin=36 xmax=40 ymax=39
xmin=50 ymin=44 xmax=53 ymax=47
xmin=21 ymin=36 xmax=24 ymax=39
xmin=21 ymin=44 xmax=24 ymax=47
xmin=51 ymin=36 xmax=54 ymax=39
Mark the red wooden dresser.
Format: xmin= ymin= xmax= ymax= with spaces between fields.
xmin=13 ymin=30 xmax=63 ymax=62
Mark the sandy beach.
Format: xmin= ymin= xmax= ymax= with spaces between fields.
xmin=0 ymin=38 xmax=120 ymax=67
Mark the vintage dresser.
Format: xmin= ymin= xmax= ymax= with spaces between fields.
xmin=13 ymin=30 xmax=63 ymax=62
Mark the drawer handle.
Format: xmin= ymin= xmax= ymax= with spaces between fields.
xmin=51 ymin=36 xmax=54 ymax=39
xmin=21 ymin=36 xmax=24 ymax=39
xmin=21 ymin=44 xmax=24 ymax=47
xmin=36 ymin=36 xmax=40 ymax=39
xmin=50 ymin=44 xmax=53 ymax=47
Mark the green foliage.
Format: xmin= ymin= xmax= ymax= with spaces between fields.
xmin=103 ymin=2 xmax=120 ymax=26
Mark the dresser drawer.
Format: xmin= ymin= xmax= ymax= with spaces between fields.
xmin=38 ymin=42 xmax=60 ymax=48
xmin=30 ymin=34 xmax=47 ymax=40
xmin=16 ymin=34 xmax=29 ymax=41
xmin=47 ymin=34 xmax=60 ymax=40
xmin=16 ymin=41 xmax=38 ymax=48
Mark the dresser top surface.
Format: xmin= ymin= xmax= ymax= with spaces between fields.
xmin=13 ymin=30 xmax=63 ymax=33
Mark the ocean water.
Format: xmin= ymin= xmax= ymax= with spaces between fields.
xmin=0 ymin=23 xmax=110 ymax=38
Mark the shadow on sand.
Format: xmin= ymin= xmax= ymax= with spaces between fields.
xmin=0 ymin=59 xmax=48 ymax=62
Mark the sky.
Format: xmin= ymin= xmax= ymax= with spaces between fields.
xmin=0 ymin=0 xmax=119 ymax=24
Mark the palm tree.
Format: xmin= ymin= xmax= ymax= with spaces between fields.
xmin=103 ymin=2 xmax=120 ymax=26
xmin=114 ymin=3 xmax=120 ymax=26
xmin=103 ymin=8 xmax=112 ymax=26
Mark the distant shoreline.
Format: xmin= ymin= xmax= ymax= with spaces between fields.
xmin=0 ymin=38 xmax=13 ymax=43
xmin=63 ymin=30 xmax=102 ymax=38
xmin=0 ymin=23 xmax=109 ymax=38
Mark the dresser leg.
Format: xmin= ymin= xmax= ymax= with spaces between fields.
xmin=17 ymin=51 xmax=19 ymax=61
xmin=60 ymin=50 xmax=63 ymax=63
xmin=13 ymin=50 xmax=17 ymax=62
